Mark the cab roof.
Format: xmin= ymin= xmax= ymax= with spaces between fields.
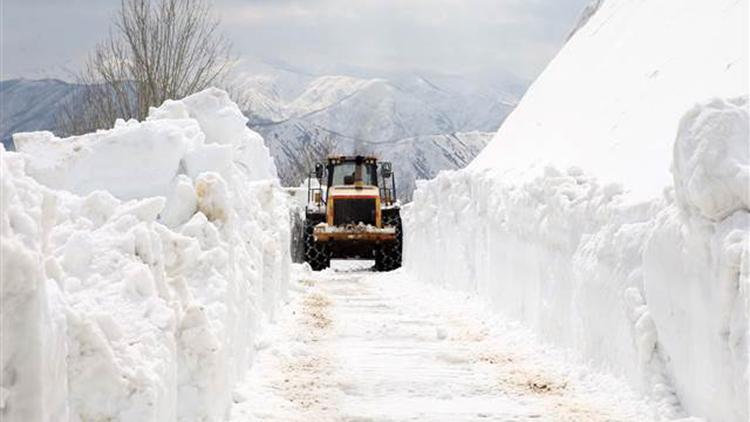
xmin=326 ymin=155 xmax=378 ymax=164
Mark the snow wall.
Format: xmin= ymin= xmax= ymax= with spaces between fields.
xmin=1 ymin=88 xmax=291 ymax=421
xmin=404 ymin=1 xmax=749 ymax=421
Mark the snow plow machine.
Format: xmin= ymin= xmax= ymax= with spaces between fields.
xmin=302 ymin=155 xmax=402 ymax=271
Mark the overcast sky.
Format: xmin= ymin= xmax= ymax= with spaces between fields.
xmin=1 ymin=0 xmax=589 ymax=81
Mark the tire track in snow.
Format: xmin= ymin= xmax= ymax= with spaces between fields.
xmin=273 ymin=278 xmax=343 ymax=421
xmin=231 ymin=263 xmax=659 ymax=421
xmin=229 ymin=275 xmax=345 ymax=422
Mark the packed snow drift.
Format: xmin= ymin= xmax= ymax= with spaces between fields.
xmin=2 ymin=89 xmax=291 ymax=422
xmin=405 ymin=1 xmax=749 ymax=421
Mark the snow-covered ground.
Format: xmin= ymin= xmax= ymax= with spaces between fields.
xmin=2 ymin=89 xmax=291 ymax=421
xmin=2 ymin=1 xmax=746 ymax=420
xmin=230 ymin=262 xmax=658 ymax=422
xmin=405 ymin=1 xmax=749 ymax=421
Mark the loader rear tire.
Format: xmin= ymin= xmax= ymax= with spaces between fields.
xmin=303 ymin=218 xmax=330 ymax=271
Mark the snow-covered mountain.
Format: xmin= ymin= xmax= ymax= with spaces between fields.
xmin=236 ymin=67 xmax=520 ymax=196
xmin=376 ymin=131 xmax=493 ymax=200
xmin=1 ymin=68 xmax=522 ymax=198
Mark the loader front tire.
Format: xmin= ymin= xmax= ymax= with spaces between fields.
xmin=375 ymin=211 xmax=402 ymax=271
xmin=303 ymin=217 xmax=330 ymax=271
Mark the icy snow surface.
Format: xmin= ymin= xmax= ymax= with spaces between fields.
xmin=405 ymin=0 xmax=748 ymax=421
xmin=1 ymin=88 xmax=291 ymax=421
xmin=230 ymin=263 xmax=658 ymax=421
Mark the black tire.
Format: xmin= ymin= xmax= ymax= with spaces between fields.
xmin=375 ymin=210 xmax=402 ymax=271
xmin=303 ymin=217 xmax=330 ymax=271
xmin=290 ymin=211 xmax=305 ymax=263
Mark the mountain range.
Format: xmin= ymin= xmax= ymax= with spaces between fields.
xmin=1 ymin=66 xmax=523 ymax=199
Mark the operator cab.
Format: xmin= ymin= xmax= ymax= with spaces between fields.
xmin=318 ymin=156 xmax=378 ymax=186
xmin=311 ymin=155 xmax=396 ymax=206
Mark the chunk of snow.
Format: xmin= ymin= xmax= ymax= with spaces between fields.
xmin=195 ymin=172 xmax=230 ymax=223
xmin=13 ymin=120 xmax=198 ymax=200
xmin=14 ymin=88 xmax=277 ymax=203
xmin=672 ymin=97 xmax=749 ymax=221
xmin=161 ymin=176 xmax=198 ymax=228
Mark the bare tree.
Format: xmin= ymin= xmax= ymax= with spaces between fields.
xmin=58 ymin=0 xmax=233 ymax=135
xmin=284 ymin=134 xmax=340 ymax=187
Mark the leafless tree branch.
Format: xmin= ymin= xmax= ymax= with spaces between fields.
xmin=58 ymin=0 xmax=236 ymax=136
xmin=283 ymin=135 xmax=340 ymax=187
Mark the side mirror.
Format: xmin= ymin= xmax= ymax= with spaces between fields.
xmin=381 ymin=162 xmax=392 ymax=178
xmin=314 ymin=163 xmax=324 ymax=180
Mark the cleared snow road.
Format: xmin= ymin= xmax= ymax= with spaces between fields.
xmin=230 ymin=262 xmax=658 ymax=421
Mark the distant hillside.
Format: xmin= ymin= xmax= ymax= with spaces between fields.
xmin=0 ymin=68 xmax=521 ymax=198
xmin=0 ymin=79 xmax=83 ymax=150
xmin=238 ymin=68 xmax=520 ymax=198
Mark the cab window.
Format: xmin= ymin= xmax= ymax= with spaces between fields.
xmin=330 ymin=162 xmax=377 ymax=186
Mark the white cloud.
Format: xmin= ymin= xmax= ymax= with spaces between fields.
xmin=1 ymin=0 xmax=590 ymax=81
xmin=216 ymin=0 xmax=589 ymax=79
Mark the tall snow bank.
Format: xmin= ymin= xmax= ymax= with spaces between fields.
xmin=406 ymin=98 xmax=749 ymax=421
xmin=1 ymin=154 xmax=68 ymax=422
xmin=405 ymin=1 xmax=748 ymax=421
xmin=643 ymin=97 xmax=749 ymax=421
xmin=2 ymin=88 xmax=290 ymax=421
